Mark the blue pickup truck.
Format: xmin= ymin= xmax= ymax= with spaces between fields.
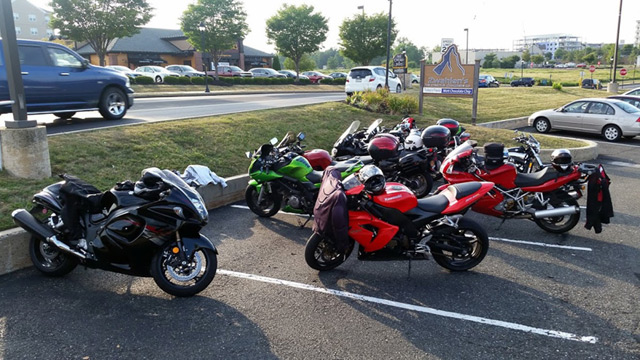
xmin=0 ymin=39 xmax=134 ymax=120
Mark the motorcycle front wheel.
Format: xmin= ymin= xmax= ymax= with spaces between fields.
xmin=430 ymin=218 xmax=489 ymax=272
xmin=533 ymin=192 xmax=580 ymax=234
xmin=151 ymin=242 xmax=217 ymax=297
xmin=305 ymin=233 xmax=354 ymax=271
xmin=29 ymin=236 xmax=78 ymax=277
xmin=245 ymin=185 xmax=281 ymax=217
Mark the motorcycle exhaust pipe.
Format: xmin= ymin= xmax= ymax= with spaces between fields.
xmin=11 ymin=209 xmax=86 ymax=259
xmin=533 ymin=206 xmax=579 ymax=219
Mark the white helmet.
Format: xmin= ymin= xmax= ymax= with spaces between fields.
xmin=404 ymin=129 xmax=423 ymax=150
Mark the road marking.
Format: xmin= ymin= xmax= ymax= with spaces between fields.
xmin=603 ymin=160 xmax=640 ymax=169
xmin=218 ymin=269 xmax=598 ymax=344
xmin=233 ymin=205 xmax=591 ymax=251
xmin=490 ymin=237 xmax=592 ymax=251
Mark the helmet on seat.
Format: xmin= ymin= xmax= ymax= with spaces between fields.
xmin=404 ymin=129 xmax=423 ymax=150
xmin=436 ymin=118 xmax=460 ymax=136
xmin=358 ymin=164 xmax=386 ymax=195
xmin=551 ymin=149 xmax=573 ymax=172
xmin=421 ymin=125 xmax=451 ymax=149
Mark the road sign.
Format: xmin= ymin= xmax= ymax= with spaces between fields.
xmin=589 ymin=65 xmax=595 ymax=73
xmin=620 ymin=68 xmax=627 ymax=76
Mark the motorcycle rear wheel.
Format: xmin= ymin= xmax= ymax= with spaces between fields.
xmin=245 ymin=185 xmax=281 ymax=217
xmin=29 ymin=236 xmax=78 ymax=277
xmin=406 ymin=173 xmax=433 ymax=198
xmin=431 ymin=218 xmax=488 ymax=272
xmin=151 ymin=242 xmax=217 ymax=297
xmin=305 ymin=233 xmax=354 ymax=271
xmin=534 ymin=193 xmax=580 ymax=234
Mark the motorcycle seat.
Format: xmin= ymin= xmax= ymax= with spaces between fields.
xmin=306 ymin=170 xmax=324 ymax=184
xmin=514 ymin=167 xmax=559 ymax=187
xmin=448 ymin=182 xmax=482 ymax=199
xmin=416 ymin=194 xmax=449 ymax=213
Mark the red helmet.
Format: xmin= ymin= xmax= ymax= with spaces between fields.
xmin=368 ymin=134 xmax=400 ymax=161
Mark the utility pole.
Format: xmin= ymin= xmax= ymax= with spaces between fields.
xmin=384 ymin=0 xmax=392 ymax=90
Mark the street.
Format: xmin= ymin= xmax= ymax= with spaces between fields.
xmin=0 ymin=130 xmax=638 ymax=359
xmin=0 ymin=92 xmax=345 ymax=135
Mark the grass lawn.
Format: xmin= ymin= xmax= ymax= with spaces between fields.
xmin=0 ymin=101 xmax=587 ymax=231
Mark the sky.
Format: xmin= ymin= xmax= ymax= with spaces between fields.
xmin=29 ymin=0 xmax=640 ymax=54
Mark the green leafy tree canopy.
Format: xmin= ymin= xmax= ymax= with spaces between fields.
xmin=283 ymin=54 xmax=316 ymax=72
xmin=49 ymin=0 xmax=153 ymax=66
xmin=339 ymin=12 xmax=397 ymax=66
xmin=266 ymin=4 xmax=328 ymax=81
xmin=181 ymin=0 xmax=248 ymax=80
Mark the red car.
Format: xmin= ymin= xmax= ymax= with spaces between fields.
xmin=301 ymin=71 xmax=333 ymax=84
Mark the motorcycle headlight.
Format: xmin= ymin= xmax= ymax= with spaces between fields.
xmin=190 ymin=197 xmax=209 ymax=222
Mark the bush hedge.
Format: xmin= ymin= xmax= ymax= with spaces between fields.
xmin=135 ymin=76 xmax=154 ymax=85
xmin=347 ymin=88 xmax=418 ymax=115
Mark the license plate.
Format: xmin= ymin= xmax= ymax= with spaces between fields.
xmin=356 ymin=79 xmax=362 ymax=82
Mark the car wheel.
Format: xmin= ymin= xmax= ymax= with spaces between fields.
xmin=396 ymin=84 xmax=402 ymax=93
xmin=412 ymin=80 xmax=418 ymax=84
xmin=376 ymin=85 xmax=382 ymax=91
xmin=98 ymin=87 xmax=128 ymax=120
xmin=346 ymin=92 xmax=353 ymax=97
xmin=602 ymin=125 xmax=622 ymax=142
xmin=53 ymin=112 xmax=76 ymax=119
xmin=155 ymin=76 xmax=162 ymax=83
xmin=533 ymin=118 xmax=551 ymax=133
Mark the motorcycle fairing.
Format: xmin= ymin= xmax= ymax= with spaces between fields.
xmin=181 ymin=233 xmax=217 ymax=259
xmin=441 ymin=182 xmax=495 ymax=215
xmin=348 ymin=210 xmax=399 ymax=252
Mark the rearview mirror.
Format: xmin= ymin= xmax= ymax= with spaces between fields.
xmin=245 ymin=151 xmax=253 ymax=159
xmin=297 ymin=132 xmax=305 ymax=141
xmin=270 ymin=138 xmax=278 ymax=145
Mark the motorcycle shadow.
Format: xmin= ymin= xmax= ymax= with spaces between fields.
xmin=0 ymin=268 xmax=278 ymax=359
xmin=314 ymin=269 xmax=637 ymax=358
xmin=255 ymin=215 xmax=314 ymax=246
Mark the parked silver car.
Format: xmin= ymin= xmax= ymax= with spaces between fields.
xmin=528 ymin=98 xmax=640 ymax=141
xmin=165 ymin=65 xmax=205 ymax=77
xmin=249 ymin=68 xmax=286 ymax=78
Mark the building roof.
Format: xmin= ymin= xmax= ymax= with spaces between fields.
xmin=76 ymin=27 xmax=273 ymax=58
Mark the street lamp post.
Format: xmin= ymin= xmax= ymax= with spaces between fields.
xmin=357 ymin=5 xmax=364 ymax=16
xmin=198 ymin=22 xmax=210 ymax=93
xmin=384 ymin=0 xmax=392 ymax=90
xmin=464 ymin=28 xmax=469 ymax=64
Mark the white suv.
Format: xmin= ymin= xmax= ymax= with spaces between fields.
xmin=345 ymin=66 xmax=403 ymax=96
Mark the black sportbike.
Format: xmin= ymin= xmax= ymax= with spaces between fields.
xmin=12 ymin=168 xmax=217 ymax=297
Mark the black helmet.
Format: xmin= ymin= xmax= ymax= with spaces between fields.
xmin=358 ymin=165 xmax=386 ymax=195
xmin=421 ymin=125 xmax=451 ymax=149
xmin=436 ymin=118 xmax=460 ymax=136
xmin=551 ymin=149 xmax=573 ymax=172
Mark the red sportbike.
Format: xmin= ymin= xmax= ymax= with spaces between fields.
xmin=304 ymin=165 xmax=494 ymax=272
xmin=440 ymin=141 xmax=593 ymax=234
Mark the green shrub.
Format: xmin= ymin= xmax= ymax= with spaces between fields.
xmin=191 ymin=76 xmax=205 ymax=85
xmin=295 ymin=78 xmax=312 ymax=85
xmin=178 ymin=76 xmax=192 ymax=85
xmin=552 ymin=82 xmax=563 ymax=90
xmin=163 ymin=76 xmax=180 ymax=84
xmin=327 ymin=78 xmax=346 ymax=85
xmin=128 ymin=76 xmax=136 ymax=85
xmin=388 ymin=95 xmax=418 ymax=115
xmin=135 ymin=76 xmax=154 ymax=85
xmin=362 ymin=89 xmax=387 ymax=113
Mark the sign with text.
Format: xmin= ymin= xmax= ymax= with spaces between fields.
xmin=422 ymin=44 xmax=475 ymax=98
xmin=392 ymin=53 xmax=407 ymax=74
xmin=441 ymin=38 xmax=454 ymax=53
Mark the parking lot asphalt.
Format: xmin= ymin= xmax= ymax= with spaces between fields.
xmin=1 ymin=130 xmax=639 ymax=359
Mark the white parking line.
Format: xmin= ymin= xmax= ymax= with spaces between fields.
xmin=233 ymin=204 xmax=591 ymax=251
xmin=603 ymin=160 xmax=640 ymax=169
xmin=218 ymin=269 xmax=598 ymax=344
xmin=490 ymin=237 xmax=592 ymax=251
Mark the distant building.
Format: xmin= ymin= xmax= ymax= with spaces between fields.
xmin=635 ymin=20 xmax=639 ymax=47
xmin=513 ymin=34 xmax=583 ymax=59
xmin=76 ymin=28 xmax=273 ymax=70
xmin=10 ymin=0 xmax=53 ymax=40
xmin=431 ymin=48 xmax=522 ymax=67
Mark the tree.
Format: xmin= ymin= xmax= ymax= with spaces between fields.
xmin=482 ymin=53 xmax=498 ymax=68
xmin=284 ymin=54 xmax=316 ymax=72
xmin=326 ymin=54 xmax=341 ymax=69
xmin=500 ymin=55 xmax=520 ymax=69
xmin=339 ymin=12 xmax=397 ymax=66
xmin=49 ymin=0 xmax=152 ymax=66
xmin=266 ymin=4 xmax=328 ymax=82
xmin=544 ymin=52 xmax=553 ymax=61
xmin=272 ymin=55 xmax=282 ymax=70
xmin=582 ymin=52 xmax=596 ymax=64
xmin=531 ymin=54 xmax=545 ymax=65
xmin=181 ymin=0 xmax=248 ymax=80
xmin=393 ymin=37 xmax=423 ymax=65
xmin=522 ymin=50 xmax=531 ymax=63
xmin=553 ymin=48 xmax=568 ymax=61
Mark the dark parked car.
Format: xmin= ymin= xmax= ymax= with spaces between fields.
xmin=278 ymin=70 xmax=309 ymax=80
xmin=478 ymin=74 xmax=500 ymax=88
xmin=607 ymin=95 xmax=640 ymax=109
xmin=328 ymin=72 xmax=348 ymax=79
xmin=582 ymin=78 xmax=602 ymax=90
xmin=510 ymin=77 xmax=535 ymax=87
xmin=0 ymin=39 xmax=134 ymax=120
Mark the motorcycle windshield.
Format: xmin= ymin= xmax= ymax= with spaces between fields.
xmin=277 ymin=131 xmax=296 ymax=148
xmin=446 ymin=140 xmax=474 ymax=161
xmin=142 ymin=168 xmax=209 ymax=223
xmin=334 ymin=121 xmax=361 ymax=147
xmin=366 ymin=119 xmax=383 ymax=135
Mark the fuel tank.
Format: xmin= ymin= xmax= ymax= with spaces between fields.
xmin=372 ymin=182 xmax=417 ymax=213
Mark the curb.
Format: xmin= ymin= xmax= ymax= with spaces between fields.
xmin=0 ymin=174 xmax=250 ymax=277
xmin=133 ymin=90 xmax=343 ymax=99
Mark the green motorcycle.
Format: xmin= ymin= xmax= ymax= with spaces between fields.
xmin=245 ymin=132 xmax=363 ymax=218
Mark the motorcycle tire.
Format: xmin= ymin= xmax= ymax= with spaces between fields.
xmin=245 ymin=185 xmax=281 ymax=217
xmin=150 ymin=242 xmax=217 ymax=297
xmin=406 ymin=173 xmax=433 ymax=198
xmin=431 ymin=218 xmax=489 ymax=272
xmin=533 ymin=192 xmax=580 ymax=234
xmin=304 ymin=232 xmax=354 ymax=271
xmin=29 ymin=235 xmax=78 ymax=277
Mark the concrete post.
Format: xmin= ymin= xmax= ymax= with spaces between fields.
xmin=607 ymin=82 xmax=619 ymax=94
xmin=0 ymin=126 xmax=51 ymax=179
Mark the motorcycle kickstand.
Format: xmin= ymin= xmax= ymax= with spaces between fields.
xmin=298 ymin=214 xmax=313 ymax=229
xmin=407 ymin=257 xmax=412 ymax=279
xmin=495 ymin=217 xmax=507 ymax=231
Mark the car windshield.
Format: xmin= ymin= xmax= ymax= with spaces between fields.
xmin=264 ymin=68 xmax=278 ymax=74
xmin=229 ymin=66 xmax=243 ymax=72
xmin=110 ymin=66 xmax=129 ymax=72
xmin=182 ymin=66 xmax=197 ymax=71
xmin=615 ymin=101 xmax=640 ymax=114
